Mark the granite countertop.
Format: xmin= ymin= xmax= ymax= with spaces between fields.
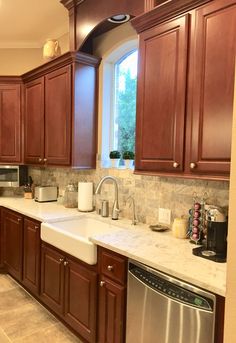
xmin=0 ymin=197 xmax=226 ymax=297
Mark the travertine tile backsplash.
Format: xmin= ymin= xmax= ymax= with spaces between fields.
xmin=27 ymin=165 xmax=229 ymax=225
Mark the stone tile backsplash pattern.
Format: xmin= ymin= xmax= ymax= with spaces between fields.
xmin=27 ymin=165 xmax=229 ymax=226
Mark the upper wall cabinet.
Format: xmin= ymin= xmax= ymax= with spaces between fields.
xmin=0 ymin=79 xmax=22 ymax=164
xmin=185 ymin=0 xmax=236 ymax=176
xmin=132 ymin=0 xmax=236 ymax=180
xmin=23 ymin=52 xmax=101 ymax=168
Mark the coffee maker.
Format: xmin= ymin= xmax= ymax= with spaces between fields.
xmin=193 ymin=206 xmax=228 ymax=262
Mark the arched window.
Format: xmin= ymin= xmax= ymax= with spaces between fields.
xmin=100 ymin=40 xmax=138 ymax=168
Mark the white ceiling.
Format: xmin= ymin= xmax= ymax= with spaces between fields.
xmin=0 ymin=0 xmax=68 ymax=48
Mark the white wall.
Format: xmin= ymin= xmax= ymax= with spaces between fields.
xmin=224 ymin=63 xmax=236 ymax=343
xmin=0 ymin=32 xmax=69 ymax=75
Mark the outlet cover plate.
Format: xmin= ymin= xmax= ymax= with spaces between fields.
xmin=158 ymin=208 xmax=171 ymax=225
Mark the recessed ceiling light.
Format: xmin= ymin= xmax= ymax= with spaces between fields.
xmin=108 ymin=14 xmax=130 ymax=24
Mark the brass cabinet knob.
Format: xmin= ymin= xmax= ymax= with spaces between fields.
xmin=35 ymin=226 xmax=39 ymax=230
xmin=100 ymin=281 xmax=106 ymax=287
xmin=17 ymin=218 xmax=22 ymax=222
xmin=43 ymin=158 xmax=47 ymax=162
xmin=173 ymin=162 xmax=179 ymax=168
xmin=190 ymin=162 xmax=197 ymax=169
xmin=59 ymin=258 xmax=64 ymax=263
xmin=38 ymin=158 xmax=42 ymax=162
xmin=63 ymin=261 xmax=68 ymax=266
xmin=107 ymin=265 xmax=114 ymax=271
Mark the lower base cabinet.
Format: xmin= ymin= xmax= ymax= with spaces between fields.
xmin=2 ymin=208 xmax=23 ymax=281
xmin=98 ymin=276 xmax=126 ymax=343
xmin=40 ymin=243 xmax=97 ymax=343
xmin=22 ymin=217 xmax=41 ymax=296
xmin=98 ymin=247 xmax=127 ymax=343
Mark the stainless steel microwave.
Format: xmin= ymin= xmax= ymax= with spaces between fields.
xmin=0 ymin=166 xmax=28 ymax=187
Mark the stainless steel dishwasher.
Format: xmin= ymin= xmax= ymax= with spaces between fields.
xmin=126 ymin=260 xmax=216 ymax=343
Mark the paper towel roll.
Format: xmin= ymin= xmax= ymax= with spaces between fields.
xmin=78 ymin=182 xmax=93 ymax=212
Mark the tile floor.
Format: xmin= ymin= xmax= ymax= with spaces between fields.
xmin=0 ymin=274 xmax=83 ymax=343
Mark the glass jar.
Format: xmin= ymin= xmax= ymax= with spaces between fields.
xmin=64 ymin=183 xmax=78 ymax=208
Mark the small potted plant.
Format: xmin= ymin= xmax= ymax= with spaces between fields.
xmin=109 ymin=150 xmax=121 ymax=168
xmin=122 ymin=151 xmax=135 ymax=169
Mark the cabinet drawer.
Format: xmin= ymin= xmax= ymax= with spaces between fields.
xmin=100 ymin=249 xmax=127 ymax=285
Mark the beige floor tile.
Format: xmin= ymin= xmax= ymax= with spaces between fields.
xmin=12 ymin=322 xmax=83 ymax=343
xmin=0 ymin=287 xmax=34 ymax=314
xmin=0 ymin=274 xmax=19 ymax=293
xmin=0 ymin=328 xmax=11 ymax=343
xmin=0 ymin=301 xmax=58 ymax=340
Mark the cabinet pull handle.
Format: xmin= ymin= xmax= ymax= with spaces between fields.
xmin=107 ymin=265 xmax=114 ymax=271
xmin=43 ymin=158 xmax=47 ymax=162
xmin=190 ymin=162 xmax=197 ymax=169
xmin=35 ymin=226 xmax=39 ymax=230
xmin=64 ymin=261 xmax=68 ymax=266
xmin=173 ymin=162 xmax=179 ymax=168
xmin=17 ymin=218 xmax=22 ymax=222
xmin=100 ymin=281 xmax=106 ymax=287
xmin=38 ymin=158 xmax=42 ymax=162
xmin=59 ymin=258 xmax=64 ymax=263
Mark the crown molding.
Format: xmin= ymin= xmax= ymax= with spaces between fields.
xmin=22 ymin=51 xmax=101 ymax=82
xmin=60 ymin=0 xmax=85 ymax=10
xmin=132 ymin=0 xmax=212 ymax=33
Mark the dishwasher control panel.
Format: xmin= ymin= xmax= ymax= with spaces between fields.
xmin=129 ymin=263 xmax=214 ymax=311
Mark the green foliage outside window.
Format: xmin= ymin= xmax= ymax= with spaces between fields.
xmin=114 ymin=50 xmax=137 ymax=155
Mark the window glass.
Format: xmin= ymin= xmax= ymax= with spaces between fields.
xmin=113 ymin=50 xmax=138 ymax=154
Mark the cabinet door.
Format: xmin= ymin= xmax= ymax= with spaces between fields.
xmin=64 ymin=258 xmax=97 ymax=343
xmin=24 ymin=78 xmax=45 ymax=164
xmin=40 ymin=244 xmax=64 ymax=315
xmin=98 ymin=276 xmax=126 ymax=343
xmin=2 ymin=208 xmax=23 ymax=281
xmin=45 ymin=65 xmax=71 ymax=166
xmin=0 ymin=84 xmax=21 ymax=163
xmin=135 ymin=15 xmax=188 ymax=173
xmin=186 ymin=0 xmax=236 ymax=175
xmin=23 ymin=218 xmax=40 ymax=296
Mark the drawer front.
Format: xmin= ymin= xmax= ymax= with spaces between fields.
xmin=100 ymin=249 xmax=127 ymax=285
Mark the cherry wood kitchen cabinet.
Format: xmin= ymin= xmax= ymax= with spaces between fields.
xmin=1 ymin=208 xmax=23 ymax=281
xmin=23 ymin=51 xmax=100 ymax=168
xmin=134 ymin=14 xmax=188 ymax=173
xmin=40 ymin=243 xmax=65 ymax=314
xmin=24 ymin=77 xmax=45 ymax=164
xmin=44 ymin=66 xmax=71 ymax=165
xmin=22 ymin=217 xmax=41 ymax=296
xmin=0 ymin=81 xmax=22 ymax=163
xmin=98 ymin=247 xmax=127 ymax=343
xmin=185 ymin=0 xmax=236 ymax=176
xmin=40 ymin=242 xmax=97 ymax=343
xmin=64 ymin=256 xmax=97 ymax=343
xmin=132 ymin=0 xmax=236 ymax=179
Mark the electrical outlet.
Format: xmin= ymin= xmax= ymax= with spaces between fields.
xmin=158 ymin=208 xmax=171 ymax=225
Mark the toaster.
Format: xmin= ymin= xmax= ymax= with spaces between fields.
xmin=34 ymin=186 xmax=58 ymax=202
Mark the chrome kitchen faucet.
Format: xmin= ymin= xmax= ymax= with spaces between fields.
xmin=95 ymin=176 xmax=120 ymax=220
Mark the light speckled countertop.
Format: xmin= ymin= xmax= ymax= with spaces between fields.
xmin=0 ymin=197 xmax=226 ymax=296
